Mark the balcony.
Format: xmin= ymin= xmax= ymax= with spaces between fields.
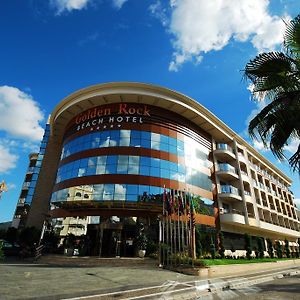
xmin=219 ymin=185 xmax=242 ymax=201
xmin=260 ymin=220 xmax=300 ymax=238
xmin=26 ymin=166 xmax=35 ymax=174
xmin=22 ymin=182 xmax=31 ymax=190
xmin=240 ymin=170 xmax=250 ymax=182
xmin=238 ymin=153 xmax=247 ymax=164
xmin=220 ymin=209 xmax=245 ymax=225
xmin=216 ymin=163 xmax=239 ymax=180
xmin=17 ymin=198 xmax=26 ymax=206
xmin=214 ymin=143 xmax=236 ymax=160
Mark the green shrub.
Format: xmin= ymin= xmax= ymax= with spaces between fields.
xmin=266 ymin=238 xmax=274 ymax=258
xmin=0 ymin=240 xmax=4 ymax=260
xmin=210 ymin=242 xmax=216 ymax=259
xmin=284 ymin=239 xmax=290 ymax=258
xmin=257 ymin=237 xmax=264 ymax=259
xmin=218 ymin=232 xmax=225 ymax=259
xmin=276 ymin=241 xmax=283 ymax=258
xmin=244 ymin=233 xmax=252 ymax=260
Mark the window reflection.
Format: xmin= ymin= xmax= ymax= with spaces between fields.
xmin=51 ymin=184 xmax=214 ymax=216
xmin=61 ymin=130 xmax=211 ymax=170
xmin=55 ymin=154 xmax=211 ymax=191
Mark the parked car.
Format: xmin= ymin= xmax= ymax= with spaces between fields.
xmin=0 ymin=240 xmax=21 ymax=256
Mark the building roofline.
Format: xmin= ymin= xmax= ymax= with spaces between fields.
xmin=49 ymin=82 xmax=292 ymax=184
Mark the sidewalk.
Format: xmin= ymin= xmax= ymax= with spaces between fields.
xmin=0 ymin=256 xmax=299 ymax=300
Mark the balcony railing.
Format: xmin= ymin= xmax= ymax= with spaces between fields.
xmin=27 ymin=166 xmax=35 ymax=173
xmin=218 ymin=163 xmax=236 ymax=173
xmin=244 ymin=190 xmax=251 ymax=196
xmin=22 ymin=182 xmax=31 ymax=189
xmin=216 ymin=143 xmax=233 ymax=152
xmin=221 ymin=185 xmax=240 ymax=196
xmin=231 ymin=209 xmax=244 ymax=216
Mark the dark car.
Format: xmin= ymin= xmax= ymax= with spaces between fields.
xmin=0 ymin=240 xmax=21 ymax=256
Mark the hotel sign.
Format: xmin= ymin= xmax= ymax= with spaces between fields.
xmin=69 ymin=103 xmax=151 ymax=133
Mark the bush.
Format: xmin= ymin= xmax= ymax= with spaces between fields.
xmin=195 ymin=227 xmax=203 ymax=258
xmin=266 ymin=238 xmax=274 ymax=258
xmin=0 ymin=240 xmax=4 ymax=260
xmin=244 ymin=233 xmax=252 ymax=260
xmin=257 ymin=237 xmax=264 ymax=259
xmin=276 ymin=241 xmax=283 ymax=258
xmin=218 ymin=232 xmax=225 ymax=259
xmin=284 ymin=239 xmax=290 ymax=258
xmin=210 ymin=242 xmax=216 ymax=259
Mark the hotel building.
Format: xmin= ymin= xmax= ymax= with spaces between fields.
xmin=12 ymin=82 xmax=300 ymax=256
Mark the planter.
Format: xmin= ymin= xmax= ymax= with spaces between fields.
xmin=138 ymin=250 xmax=146 ymax=258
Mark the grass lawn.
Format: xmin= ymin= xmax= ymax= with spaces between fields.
xmin=202 ymin=257 xmax=299 ymax=266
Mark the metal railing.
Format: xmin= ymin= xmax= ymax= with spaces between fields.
xmin=34 ymin=244 xmax=44 ymax=261
xmin=220 ymin=185 xmax=240 ymax=196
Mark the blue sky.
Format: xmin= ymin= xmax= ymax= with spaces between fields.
xmin=0 ymin=0 xmax=299 ymax=223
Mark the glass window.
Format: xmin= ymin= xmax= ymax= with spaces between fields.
xmin=141 ymin=139 xmax=151 ymax=148
xmin=128 ymin=164 xmax=139 ymax=174
xmin=114 ymin=184 xmax=126 ymax=200
xmin=103 ymin=184 xmax=114 ymax=200
xmin=119 ymin=130 xmax=130 ymax=146
xmin=151 ymin=158 xmax=160 ymax=168
xmin=160 ymin=143 xmax=169 ymax=152
xmin=106 ymin=155 xmax=117 ymax=165
xmin=130 ymin=138 xmax=141 ymax=147
xmin=127 ymin=184 xmax=138 ymax=194
xmin=129 ymin=156 xmax=139 ymax=165
xmin=140 ymin=156 xmax=151 ymax=166
xmin=160 ymin=168 xmax=170 ymax=179
xmin=139 ymin=165 xmax=150 ymax=176
xmin=150 ymin=167 xmax=160 ymax=177
xmin=141 ymin=131 xmax=151 ymax=141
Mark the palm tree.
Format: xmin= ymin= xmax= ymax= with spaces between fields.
xmin=244 ymin=15 xmax=300 ymax=172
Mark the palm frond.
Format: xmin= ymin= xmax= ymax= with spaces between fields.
xmin=284 ymin=15 xmax=300 ymax=58
xmin=243 ymin=52 xmax=297 ymax=99
xmin=289 ymin=143 xmax=300 ymax=172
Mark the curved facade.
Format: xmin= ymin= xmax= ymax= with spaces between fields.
xmin=17 ymin=82 xmax=299 ymax=257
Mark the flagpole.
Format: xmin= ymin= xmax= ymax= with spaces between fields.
xmin=177 ymin=190 xmax=181 ymax=255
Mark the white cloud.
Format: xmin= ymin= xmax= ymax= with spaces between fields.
xmin=112 ymin=0 xmax=128 ymax=10
xmin=166 ymin=0 xmax=289 ymax=71
xmin=294 ymin=198 xmax=300 ymax=209
xmin=149 ymin=0 xmax=169 ymax=26
xmin=284 ymin=138 xmax=299 ymax=155
xmin=0 ymin=142 xmax=18 ymax=174
xmin=50 ymin=0 xmax=91 ymax=15
xmin=7 ymin=183 xmax=16 ymax=190
xmin=0 ymin=86 xmax=44 ymax=141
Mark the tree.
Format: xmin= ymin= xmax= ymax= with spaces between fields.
xmin=257 ymin=237 xmax=264 ymax=259
xmin=0 ymin=240 xmax=4 ymax=260
xmin=244 ymin=233 xmax=252 ymax=259
xmin=276 ymin=241 xmax=283 ymax=258
xmin=218 ymin=231 xmax=225 ymax=259
xmin=195 ymin=226 xmax=203 ymax=258
xmin=284 ymin=239 xmax=291 ymax=258
xmin=244 ymin=15 xmax=300 ymax=172
xmin=266 ymin=238 xmax=274 ymax=258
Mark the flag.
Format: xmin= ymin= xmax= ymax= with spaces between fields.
xmin=178 ymin=191 xmax=184 ymax=215
xmin=190 ymin=193 xmax=195 ymax=214
xmin=165 ymin=189 xmax=171 ymax=215
xmin=0 ymin=180 xmax=8 ymax=192
xmin=0 ymin=180 xmax=8 ymax=200
xmin=185 ymin=192 xmax=190 ymax=215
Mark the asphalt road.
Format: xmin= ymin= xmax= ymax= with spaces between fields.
xmin=202 ymin=274 xmax=300 ymax=300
